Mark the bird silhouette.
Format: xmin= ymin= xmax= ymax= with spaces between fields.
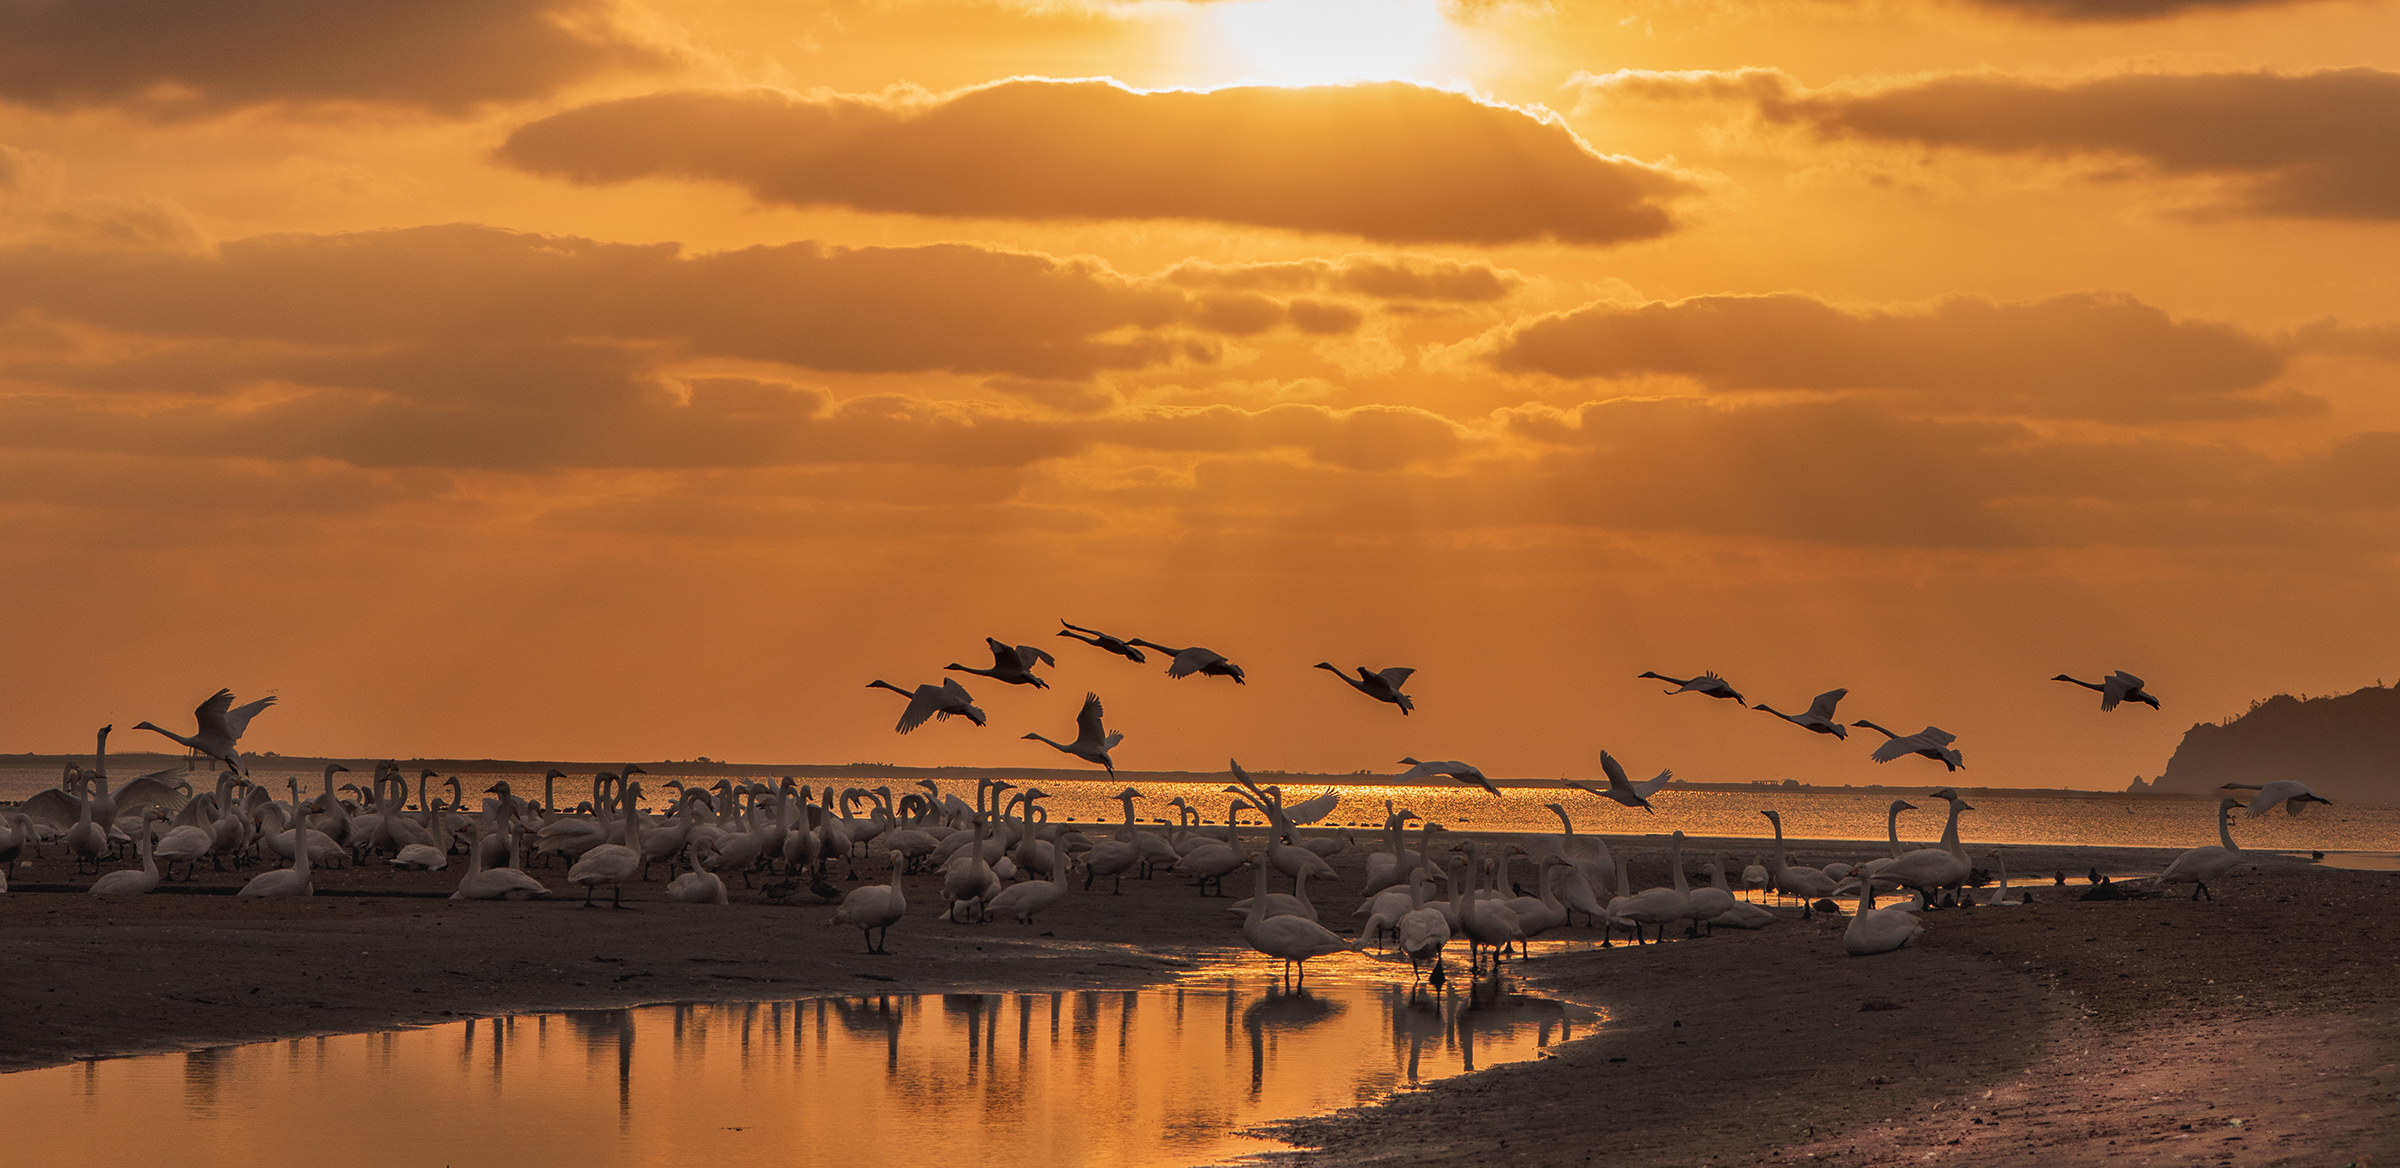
xmin=2053 ymin=671 xmax=2159 ymax=711
xmin=1639 ymin=670 xmax=1744 ymax=703
xmin=1023 ymin=692 xmax=1123 ymax=776
xmin=1851 ymin=721 xmax=1964 ymax=770
xmin=1056 ymin=620 xmax=1146 ymax=663
xmin=947 ymin=638 xmax=1056 ymax=688
xmin=1127 ymin=639 xmax=1245 ymax=684
xmin=1753 ymin=688 xmax=1850 ymax=738
xmin=864 ymin=679 xmax=985 ymax=733
xmin=1314 ymin=663 xmax=1415 ymax=714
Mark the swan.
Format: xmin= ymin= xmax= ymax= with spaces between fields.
xmin=832 ymin=852 xmax=909 ymax=952
xmin=1456 ymin=843 xmax=1524 ymax=973
xmin=1702 ymin=859 xmax=1777 ymax=928
xmin=2156 ymin=797 xmax=2246 ymax=900
xmin=1357 ymin=806 xmax=1426 ymax=895
xmin=665 ymin=838 xmax=730 ymax=904
xmin=1876 ymin=789 xmax=1974 ymax=903
xmin=1239 ymin=852 xmax=1355 ymax=986
xmin=1314 ymin=663 xmax=1416 ymax=714
xmin=1171 ymin=796 xmax=1249 ymax=896
xmin=1282 ymin=790 xmax=1341 ymax=826
xmin=1396 ymin=757 xmax=1500 ymax=798
xmin=1566 ymin=750 xmax=1673 ymax=813
xmin=0 ymin=813 xmax=37 ymax=868
xmin=1124 ymin=638 xmax=1246 ymax=684
xmin=1638 ymin=670 xmax=1744 ymax=703
xmin=1395 ymin=871 xmax=1451 ymax=984
xmin=1078 ymin=788 xmax=1146 ymax=893
xmin=1056 ymin=620 xmax=1147 ymax=663
xmin=152 ymin=797 xmax=215 ymax=879
xmin=1759 ymin=810 xmax=1837 ymax=905
xmin=90 ymin=810 xmax=164 ymax=895
xmin=451 ymin=821 xmax=549 ymax=901
xmin=64 ymin=783 xmax=108 ymax=873
xmin=946 ymin=637 xmax=1056 ymax=689
xmin=1686 ymin=855 xmax=1737 ymax=930
xmin=1978 ymin=848 xmax=2025 ymax=906
xmin=1355 ymin=874 xmax=1417 ymax=947
xmin=1231 ymin=864 xmax=1320 ymax=922
xmin=1843 ymin=867 xmax=1924 ymax=955
xmin=1851 ymin=721 xmax=1964 ymax=770
xmin=1753 ymin=688 xmax=1850 ymax=738
xmin=1536 ymin=807 xmax=1611 ymax=925
xmin=1500 ymin=854 xmax=1571 ymax=950
xmin=567 ymin=781 xmax=646 ymax=908
xmin=1854 ymin=800 xmax=1920 ymax=879
xmin=2053 ymin=671 xmax=2160 ymax=711
xmin=2220 ymin=781 xmax=2333 ymax=818
xmin=1614 ymin=832 xmax=1695 ymax=943
xmin=390 ymin=784 xmax=449 ymax=871
xmin=989 ymin=841 xmax=1074 ymax=923
xmin=940 ymin=812 xmax=1002 ymax=921
xmin=1022 ymin=692 xmax=1122 ymax=776
xmin=865 ymin=678 xmax=986 ymax=733
xmin=237 ymin=779 xmax=314 ymax=898
xmin=133 ymin=689 xmax=276 ymax=774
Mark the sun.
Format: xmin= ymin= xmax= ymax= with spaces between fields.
xmin=1202 ymin=0 xmax=1456 ymax=87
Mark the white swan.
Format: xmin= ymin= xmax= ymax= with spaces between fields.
xmin=1022 ymin=692 xmax=1123 ymax=776
xmin=988 ymin=842 xmax=1073 ymax=923
xmin=1125 ymin=638 xmax=1246 ymax=683
xmin=945 ymin=637 xmax=1056 ymax=689
xmin=1702 ymin=859 xmax=1778 ymax=929
xmin=1231 ymin=864 xmax=1320 ymax=922
xmin=451 ymin=820 xmax=548 ymax=901
xmin=1315 ymin=663 xmax=1415 ymax=714
xmin=1759 ymin=810 xmax=1837 ymax=905
xmin=2220 ymin=781 xmax=2333 ymax=818
xmin=1240 ymin=852 xmax=1354 ymax=986
xmin=1752 ymin=688 xmax=1850 ymax=738
xmin=1843 ymin=867 xmax=1924 ymax=955
xmin=832 ymin=852 xmax=908 ymax=952
xmin=1614 ymin=832 xmax=1695 ymax=943
xmin=1638 ymin=670 xmax=1744 ymax=703
xmin=1457 ymin=843 xmax=1524 ymax=973
xmin=2053 ymin=671 xmax=2160 ymax=711
xmin=237 ymin=779 xmax=314 ymax=898
xmin=1396 ymin=757 xmax=1500 ymax=798
xmin=1395 ymin=871 xmax=1451 ymax=984
xmin=865 ymin=678 xmax=987 ymax=733
xmin=2156 ymin=797 xmax=2246 ymax=900
xmin=1854 ymin=799 xmax=1920 ymax=879
xmin=90 ymin=810 xmax=163 ymax=895
xmin=1978 ymin=848 xmax=2024 ymax=906
xmin=1852 ymin=721 xmax=1964 ymax=770
xmin=567 ymin=781 xmax=645 ymax=908
xmin=1877 ymin=789 xmax=1974 ymax=903
xmin=1170 ymin=796 xmax=1249 ymax=896
xmin=665 ymin=837 xmax=730 ymax=904
xmin=133 ymin=689 xmax=276 ymax=774
xmin=1566 ymin=750 xmax=1673 ymax=813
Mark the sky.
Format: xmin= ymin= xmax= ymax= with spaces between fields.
xmin=3 ymin=0 xmax=2397 ymax=789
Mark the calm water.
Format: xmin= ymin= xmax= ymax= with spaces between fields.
xmin=10 ymin=768 xmax=2394 ymax=853
xmin=0 ymin=958 xmax=1595 ymax=1168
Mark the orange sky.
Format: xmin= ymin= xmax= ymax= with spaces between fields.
xmin=4 ymin=0 xmax=2397 ymax=789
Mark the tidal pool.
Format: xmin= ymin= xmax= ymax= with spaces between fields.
xmin=1 ymin=958 xmax=1597 ymax=1168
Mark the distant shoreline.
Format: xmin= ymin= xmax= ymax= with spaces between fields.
xmin=0 ymin=749 xmax=2228 ymax=800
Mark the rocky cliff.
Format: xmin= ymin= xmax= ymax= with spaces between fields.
xmin=2154 ymin=683 xmax=2399 ymax=805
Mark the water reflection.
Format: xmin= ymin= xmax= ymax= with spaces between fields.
xmin=0 ymin=965 xmax=1596 ymax=1168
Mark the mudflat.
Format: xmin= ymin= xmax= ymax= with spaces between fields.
xmin=2 ymin=835 xmax=2392 ymax=1167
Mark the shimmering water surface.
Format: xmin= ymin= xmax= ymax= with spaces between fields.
xmin=0 ymin=960 xmax=1595 ymax=1168
xmin=9 ymin=768 xmax=2393 ymax=852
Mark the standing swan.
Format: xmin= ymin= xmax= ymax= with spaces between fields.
xmin=1022 ymin=692 xmax=1122 ymax=776
xmin=832 ymin=852 xmax=908 ymax=953
xmin=1240 ymin=852 xmax=1354 ymax=986
xmin=1314 ymin=663 xmax=1416 ymax=714
xmin=237 ymin=779 xmax=314 ymax=898
xmin=1759 ymin=810 xmax=1836 ymax=905
xmin=567 ymin=782 xmax=645 ymax=909
xmin=2156 ymin=797 xmax=2246 ymax=900
xmin=1876 ymin=789 xmax=1974 ymax=905
xmin=90 ymin=810 xmax=163 ymax=895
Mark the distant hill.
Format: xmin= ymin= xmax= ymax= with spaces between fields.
xmin=2153 ymin=683 xmax=2400 ymax=806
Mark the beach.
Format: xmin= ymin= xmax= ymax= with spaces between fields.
xmin=2 ymin=836 xmax=2393 ymax=1166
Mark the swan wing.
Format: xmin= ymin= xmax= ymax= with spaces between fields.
xmin=1805 ymin=688 xmax=1848 ymax=721
xmin=1165 ymin=647 xmax=1214 ymax=678
xmin=220 ymin=695 xmax=276 ymax=742
xmin=19 ymin=788 xmax=81 ymax=830
xmin=1599 ymin=750 xmax=1630 ymax=789
xmin=1019 ymin=644 xmax=1058 ymax=669
xmin=1284 ymin=791 xmax=1339 ymax=825
xmin=112 ymin=775 xmax=190 ymax=817
xmin=1631 ymin=769 xmax=1675 ymax=797
xmin=1074 ymin=692 xmax=1108 ymax=743
xmin=1917 ymin=727 xmax=1957 ymax=747
xmin=1377 ymin=667 xmax=1416 ymax=689
xmin=895 ymin=688 xmax=940 ymax=735
xmin=191 ymin=688 xmax=238 ymax=736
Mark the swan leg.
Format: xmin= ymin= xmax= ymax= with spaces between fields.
xmin=612 ymin=882 xmax=629 ymax=910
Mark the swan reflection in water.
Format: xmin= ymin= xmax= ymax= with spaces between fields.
xmin=0 ymin=969 xmax=1600 ymax=1168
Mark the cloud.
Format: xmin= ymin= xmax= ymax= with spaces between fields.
xmin=1578 ymin=66 xmax=2400 ymax=221
xmin=497 ymin=79 xmax=1689 ymax=244
xmin=1482 ymin=290 xmax=2300 ymax=421
xmin=1162 ymin=254 xmax=1522 ymax=302
xmin=0 ymin=0 xmax=670 ymax=117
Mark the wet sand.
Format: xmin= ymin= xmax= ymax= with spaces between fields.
xmin=3 ymin=833 xmax=2393 ymax=1166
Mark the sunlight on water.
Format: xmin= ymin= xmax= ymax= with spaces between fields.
xmin=10 ymin=768 xmax=2393 ymax=852
xmin=0 ymin=960 xmax=1596 ymax=1168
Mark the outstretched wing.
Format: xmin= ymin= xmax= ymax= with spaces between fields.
xmin=941 ymin=678 xmax=977 ymax=705
xmin=1015 ymin=644 xmax=1058 ymax=670
xmin=1599 ymin=750 xmax=1630 ymax=789
xmin=895 ymin=687 xmax=941 ymax=735
xmin=1394 ymin=758 xmax=1442 ymax=782
xmin=1631 ymin=768 xmax=1675 ymax=798
xmin=221 ymin=694 xmax=276 ymax=742
xmin=191 ymin=688 xmax=238 ymax=737
xmin=1867 ymin=739 xmax=1910 ymax=763
xmin=1166 ymin=648 xmax=1213 ymax=679
xmin=1917 ymin=727 xmax=1957 ymax=748
xmin=1377 ymin=667 xmax=1416 ymax=689
xmin=1283 ymin=790 xmax=1340 ymax=825
xmin=18 ymin=787 xmax=80 ymax=831
xmin=1075 ymin=692 xmax=1108 ymax=742
xmin=1806 ymin=688 xmax=1847 ymax=721
xmin=113 ymin=773 xmax=190 ymax=817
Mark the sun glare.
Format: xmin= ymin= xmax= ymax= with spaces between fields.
xmin=1204 ymin=0 xmax=1454 ymax=86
